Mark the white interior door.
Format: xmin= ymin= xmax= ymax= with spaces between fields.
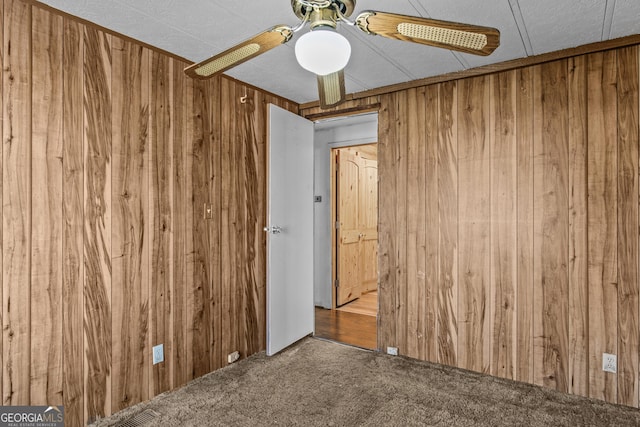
xmin=266 ymin=104 xmax=314 ymax=356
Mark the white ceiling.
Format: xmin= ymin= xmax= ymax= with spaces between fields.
xmin=37 ymin=0 xmax=640 ymax=104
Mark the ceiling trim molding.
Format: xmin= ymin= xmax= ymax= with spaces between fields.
xmin=300 ymin=33 xmax=640 ymax=110
xmin=305 ymin=104 xmax=381 ymax=121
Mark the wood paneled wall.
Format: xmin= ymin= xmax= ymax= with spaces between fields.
xmin=5 ymin=0 xmax=640 ymax=420
xmin=0 ymin=0 xmax=297 ymax=425
xmin=376 ymin=45 xmax=640 ymax=407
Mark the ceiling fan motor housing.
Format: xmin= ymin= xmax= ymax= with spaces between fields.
xmin=291 ymin=0 xmax=356 ymax=20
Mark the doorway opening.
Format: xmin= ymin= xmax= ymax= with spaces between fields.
xmin=312 ymin=113 xmax=378 ymax=350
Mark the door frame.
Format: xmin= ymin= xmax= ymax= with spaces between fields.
xmin=330 ymin=142 xmax=379 ymax=310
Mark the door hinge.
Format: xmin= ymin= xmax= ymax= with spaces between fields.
xmin=334 ymin=279 xmax=339 ymax=288
xmin=335 ymin=221 xmax=340 ymax=229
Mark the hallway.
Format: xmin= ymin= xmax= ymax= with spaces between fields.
xmin=315 ymin=291 xmax=377 ymax=350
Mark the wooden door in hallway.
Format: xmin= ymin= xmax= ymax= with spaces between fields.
xmin=336 ymin=148 xmax=362 ymax=305
xmin=360 ymin=156 xmax=378 ymax=293
xmin=335 ymin=145 xmax=378 ymax=306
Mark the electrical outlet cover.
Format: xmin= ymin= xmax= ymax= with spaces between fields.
xmin=387 ymin=347 xmax=399 ymax=356
xmin=603 ymin=353 xmax=617 ymax=373
xmin=228 ymin=351 xmax=240 ymax=364
xmin=153 ymin=344 xmax=164 ymax=365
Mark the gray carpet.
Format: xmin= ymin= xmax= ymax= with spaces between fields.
xmin=92 ymin=338 xmax=640 ymax=426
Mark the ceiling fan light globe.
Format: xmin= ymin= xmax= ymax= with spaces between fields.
xmin=295 ymin=28 xmax=351 ymax=76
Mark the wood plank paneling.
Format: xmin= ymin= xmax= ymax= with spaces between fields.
xmin=531 ymin=64 xmax=545 ymax=389
xmin=2 ymin=2 xmax=300 ymax=424
xmin=30 ymin=5 xmax=63 ymax=405
xmin=490 ymin=71 xmax=517 ymax=380
xmin=150 ymin=50 xmax=171 ymax=396
xmin=413 ymin=87 xmax=428 ymax=360
xmin=568 ymin=55 xmax=589 ymax=398
xmin=587 ymin=51 xmax=618 ymax=403
xmin=515 ymin=67 xmax=534 ymax=385
xmin=170 ymin=58 xmax=189 ymax=389
xmin=220 ymin=77 xmax=236 ymax=368
xmin=183 ymin=70 xmax=196 ymax=385
xmin=394 ymin=89 xmax=407 ymax=354
xmin=239 ymin=86 xmax=263 ymax=358
xmin=406 ymin=88 xmax=420 ymax=358
xmin=406 ymin=88 xmax=430 ymax=361
xmin=233 ymin=81 xmax=245 ymax=363
xmin=190 ymin=79 xmax=212 ymax=378
xmin=61 ymin=16 xmax=85 ymax=427
xmin=111 ymin=38 xmax=150 ymax=411
xmin=437 ymin=81 xmax=457 ymax=366
xmin=252 ymin=88 xmax=268 ymax=353
xmin=375 ymin=37 xmax=640 ymax=410
xmin=405 ymin=89 xmax=426 ymax=358
xmin=2 ymin=0 xmax=31 ymax=406
xmin=422 ymin=85 xmax=438 ymax=363
xmin=0 ymin=0 xmax=4 ymax=405
xmin=457 ymin=75 xmax=491 ymax=374
xmin=377 ymin=92 xmax=397 ymax=352
xmin=83 ymin=26 xmax=113 ymax=421
xmin=208 ymin=77 xmax=221 ymax=372
xmin=616 ymin=46 xmax=639 ymax=407
xmin=535 ymin=60 xmax=570 ymax=392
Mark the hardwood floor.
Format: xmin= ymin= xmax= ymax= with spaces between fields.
xmin=337 ymin=291 xmax=378 ymax=317
xmin=315 ymin=307 xmax=377 ymax=350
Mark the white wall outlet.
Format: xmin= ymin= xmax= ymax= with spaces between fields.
xmin=153 ymin=344 xmax=164 ymax=365
xmin=603 ymin=353 xmax=617 ymax=373
xmin=228 ymin=351 xmax=240 ymax=364
xmin=387 ymin=346 xmax=399 ymax=356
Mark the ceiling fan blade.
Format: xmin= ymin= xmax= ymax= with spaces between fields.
xmin=317 ymin=70 xmax=346 ymax=109
xmin=355 ymin=11 xmax=500 ymax=56
xmin=184 ymin=25 xmax=293 ymax=79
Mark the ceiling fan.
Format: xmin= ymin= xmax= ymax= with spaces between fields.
xmin=184 ymin=0 xmax=500 ymax=109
